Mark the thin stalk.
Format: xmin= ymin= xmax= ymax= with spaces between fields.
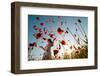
xmin=63 ymin=24 xmax=80 ymax=47
xmin=67 ymin=27 xmax=80 ymax=46
xmin=79 ymin=23 xmax=87 ymax=37
xmin=76 ymin=30 xmax=87 ymax=45
xmin=78 ymin=23 xmax=88 ymax=41
xmin=61 ymin=35 xmax=71 ymax=49
xmin=75 ymin=23 xmax=85 ymax=40
xmin=58 ymin=40 xmax=66 ymax=52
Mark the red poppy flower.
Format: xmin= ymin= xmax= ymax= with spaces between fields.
xmin=60 ymin=40 xmax=66 ymax=45
xmin=49 ymin=33 xmax=54 ymax=38
xmin=36 ymin=16 xmax=40 ymax=20
xmin=44 ymin=31 xmax=47 ymax=34
xmin=35 ymin=33 xmax=43 ymax=39
xmin=33 ymin=25 xmax=36 ymax=28
xmin=32 ymin=42 xmax=37 ymax=47
xmin=57 ymin=27 xmax=64 ymax=34
xmin=40 ymin=22 xmax=44 ymax=26
xmin=33 ymin=25 xmax=38 ymax=30
xmin=53 ymin=50 xmax=59 ymax=55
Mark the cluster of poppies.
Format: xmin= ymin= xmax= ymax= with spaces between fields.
xmin=29 ymin=16 xmax=70 ymax=54
xmin=28 ymin=16 xmax=88 ymax=60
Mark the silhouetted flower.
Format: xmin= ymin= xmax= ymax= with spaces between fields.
xmin=78 ymin=19 xmax=81 ymax=23
xmin=65 ymin=30 xmax=68 ymax=34
xmin=29 ymin=42 xmax=37 ymax=47
xmin=33 ymin=25 xmax=38 ymax=30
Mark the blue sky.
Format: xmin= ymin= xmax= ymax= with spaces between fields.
xmin=28 ymin=15 xmax=88 ymax=60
